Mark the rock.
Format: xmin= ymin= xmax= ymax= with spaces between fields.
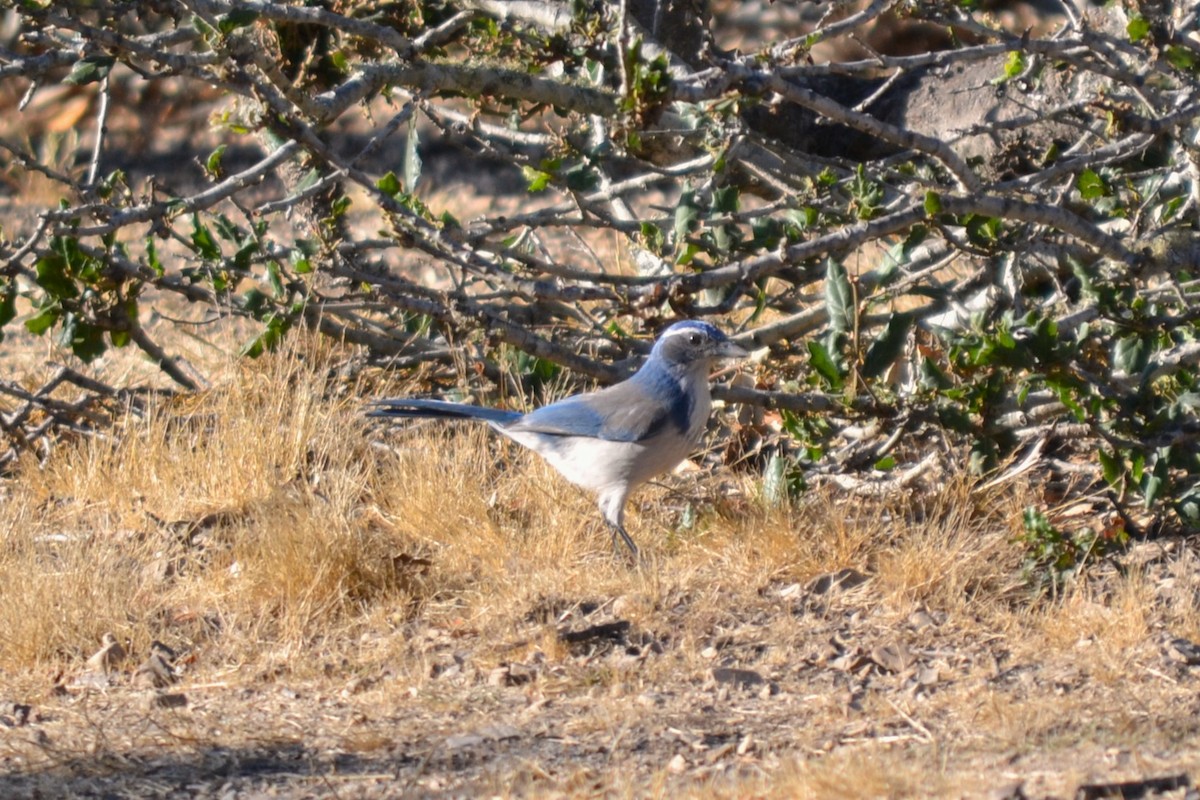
xmin=342 ymin=676 xmax=374 ymax=696
xmin=1 ymin=703 xmax=32 ymax=727
xmin=84 ymin=633 xmax=126 ymax=673
xmin=445 ymin=733 xmax=484 ymax=750
xmin=870 ymin=642 xmax=914 ymax=674
xmin=636 ymin=692 xmax=664 ymax=708
xmin=71 ymin=671 xmax=113 ymax=690
xmin=1074 ymin=775 xmax=1189 ymax=800
xmin=445 ymin=723 xmax=520 ymax=750
xmin=1165 ymin=637 xmax=1200 ymax=666
xmin=710 ymin=667 xmax=766 ymax=689
xmin=914 ymin=664 xmax=940 ymax=687
xmin=667 ymin=753 xmax=688 ymax=774
xmin=134 ymin=652 xmax=176 ymax=689
xmin=987 ymin=781 xmax=1028 ymax=800
xmin=777 ymin=582 xmax=802 ymax=599
xmin=558 ymin=620 xmax=631 ymax=646
xmin=488 ymin=662 xmax=537 ymax=687
xmin=805 ymin=568 xmax=870 ymax=596
xmin=907 ymin=609 xmax=940 ymax=632
xmin=151 ymin=692 xmax=188 ymax=709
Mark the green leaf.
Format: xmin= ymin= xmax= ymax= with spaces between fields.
xmin=145 ymin=236 xmax=164 ymax=277
xmin=639 ymin=222 xmax=665 ymax=254
xmin=290 ymin=250 xmax=313 ymax=274
xmin=521 ymin=165 xmax=553 ymax=193
xmin=329 ymin=195 xmax=351 ymax=218
xmin=232 ymin=239 xmax=257 ymax=271
xmin=110 ymin=329 xmax=130 ymax=348
xmin=1166 ymin=45 xmax=1199 ymax=72
xmin=824 ymin=258 xmax=853 ymax=335
xmin=376 ymin=171 xmax=402 ymax=198
xmin=711 ymin=185 xmax=739 ymax=214
xmin=673 ymin=190 xmax=701 ymax=253
xmin=68 ymin=320 xmax=107 ymax=363
xmin=762 ymin=452 xmax=789 ymax=507
xmin=1113 ymin=335 xmax=1150 ymax=375
xmin=191 ymin=216 xmax=221 ymax=260
xmin=1142 ymin=456 xmax=1167 ymax=507
xmin=35 ymin=254 xmax=78 ymax=299
xmin=242 ymin=313 xmax=292 ymax=358
xmin=218 ymin=8 xmax=259 ymax=34
xmin=862 ymin=313 xmax=912 ymax=379
xmin=923 ymin=191 xmax=942 ymax=215
xmin=266 ymin=261 xmax=284 ymax=298
xmin=1077 ymin=169 xmax=1109 ymax=200
xmin=0 ymin=280 xmax=16 ymax=343
xmin=1098 ymin=449 xmax=1122 ymax=487
xmin=965 ymin=214 xmax=1001 ymax=246
xmin=1002 ymin=50 xmax=1025 ymax=81
xmin=205 ymin=145 xmax=227 ymax=178
xmin=807 ymin=340 xmax=844 ymax=389
xmin=564 ymin=162 xmax=598 ymax=192
xmin=1126 ymin=15 xmax=1151 ymax=43
xmin=64 ymin=56 xmax=116 ymax=86
xmin=25 ymin=304 xmax=60 ymax=335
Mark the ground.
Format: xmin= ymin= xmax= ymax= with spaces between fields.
xmin=2 ymin=334 xmax=1200 ymax=799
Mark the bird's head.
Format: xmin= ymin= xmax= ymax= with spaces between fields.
xmin=648 ymin=320 xmax=748 ymax=373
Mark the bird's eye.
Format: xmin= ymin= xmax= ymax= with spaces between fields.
xmin=688 ymin=333 xmax=702 ymax=345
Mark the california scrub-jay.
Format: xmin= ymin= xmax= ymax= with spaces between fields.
xmin=369 ymin=320 xmax=748 ymax=557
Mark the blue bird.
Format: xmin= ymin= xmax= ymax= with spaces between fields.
xmin=368 ymin=320 xmax=748 ymax=558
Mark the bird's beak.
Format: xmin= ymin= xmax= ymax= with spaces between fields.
xmin=715 ymin=339 xmax=750 ymax=360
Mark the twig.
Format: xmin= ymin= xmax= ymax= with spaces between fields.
xmin=84 ymin=74 xmax=111 ymax=190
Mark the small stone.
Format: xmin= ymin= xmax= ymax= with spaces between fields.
xmin=72 ymin=671 xmax=113 ymax=690
xmin=805 ymin=568 xmax=870 ymax=596
xmin=710 ymin=667 xmax=765 ymax=689
xmin=870 ymin=642 xmax=914 ymax=673
xmin=667 ymin=754 xmax=688 ymax=774
xmin=85 ymin=633 xmax=126 ymax=673
xmin=777 ymin=583 xmax=802 ymax=599
xmin=636 ymin=692 xmax=664 ymax=708
xmin=10 ymin=704 xmax=31 ymax=727
xmin=915 ymin=664 xmax=940 ymax=686
xmin=507 ymin=662 xmax=537 ymax=685
xmin=477 ymin=723 xmax=520 ymax=741
xmin=1166 ymin=637 xmax=1200 ymax=665
xmin=908 ymin=609 xmax=938 ymax=631
xmin=152 ymin=692 xmax=188 ymax=709
xmin=134 ymin=652 xmax=176 ymax=689
xmin=445 ymin=733 xmax=484 ymax=750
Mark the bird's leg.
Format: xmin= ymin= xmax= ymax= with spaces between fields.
xmin=607 ymin=521 xmax=639 ymax=561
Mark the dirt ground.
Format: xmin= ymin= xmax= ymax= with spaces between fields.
xmin=3 ymin=524 xmax=1200 ymax=799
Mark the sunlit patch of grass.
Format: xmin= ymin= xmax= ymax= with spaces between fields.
xmin=0 ymin=336 xmax=423 ymax=669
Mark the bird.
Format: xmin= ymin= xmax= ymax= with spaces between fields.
xmin=368 ymin=320 xmax=748 ymax=558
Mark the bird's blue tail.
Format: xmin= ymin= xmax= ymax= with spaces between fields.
xmin=367 ymin=398 xmax=522 ymax=425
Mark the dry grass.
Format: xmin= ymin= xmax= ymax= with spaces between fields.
xmin=2 ymin=331 xmax=1200 ymax=798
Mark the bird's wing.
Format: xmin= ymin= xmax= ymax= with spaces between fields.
xmin=368 ymin=398 xmax=522 ymax=425
xmin=507 ymin=379 xmax=689 ymax=443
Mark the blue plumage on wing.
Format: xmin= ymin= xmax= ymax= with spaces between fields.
xmin=509 ymin=364 xmax=690 ymax=443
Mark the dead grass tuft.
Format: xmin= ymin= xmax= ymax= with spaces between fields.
xmin=0 ymin=336 xmax=418 ymax=669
